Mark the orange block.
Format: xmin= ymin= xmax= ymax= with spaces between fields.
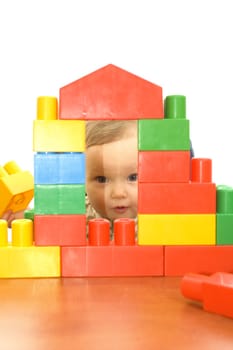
xmin=165 ymin=245 xmax=233 ymax=276
xmin=34 ymin=215 xmax=86 ymax=246
xmin=138 ymin=182 xmax=216 ymax=214
xmin=181 ymin=272 xmax=233 ymax=319
xmin=138 ymin=151 xmax=190 ymax=183
xmin=59 ymin=64 xmax=164 ymax=120
xmin=0 ymin=161 xmax=34 ymax=216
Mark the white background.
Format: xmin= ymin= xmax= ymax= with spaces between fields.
xmin=0 ymin=0 xmax=232 ymax=185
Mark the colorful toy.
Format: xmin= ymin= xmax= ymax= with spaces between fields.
xmin=181 ymin=272 xmax=233 ymax=319
xmin=0 ymin=161 xmax=34 ymax=217
xmin=0 ymin=219 xmax=60 ymax=278
xmin=1 ymin=63 xmax=233 ymax=278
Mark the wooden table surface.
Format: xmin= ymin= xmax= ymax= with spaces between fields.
xmin=0 ymin=277 xmax=232 ymax=350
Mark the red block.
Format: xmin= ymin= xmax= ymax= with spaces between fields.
xmin=61 ymin=246 xmax=86 ymax=277
xmin=112 ymin=245 xmax=164 ymax=276
xmin=61 ymin=244 xmax=164 ymax=277
xmin=138 ymin=151 xmax=190 ymax=183
xmin=165 ymin=245 xmax=233 ymax=276
xmin=59 ymin=64 xmax=163 ymax=120
xmin=138 ymin=182 xmax=216 ymax=214
xmin=181 ymin=272 xmax=233 ymax=319
xmin=34 ymin=214 xmax=86 ymax=246
xmin=87 ymin=246 xmax=113 ymax=276
xmin=61 ymin=246 xmax=113 ymax=277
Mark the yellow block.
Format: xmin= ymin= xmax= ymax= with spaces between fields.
xmin=0 ymin=245 xmax=61 ymax=278
xmin=0 ymin=220 xmax=8 ymax=246
xmin=138 ymin=214 xmax=216 ymax=245
xmin=33 ymin=120 xmax=85 ymax=152
xmin=12 ymin=219 xmax=33 ymax=246
xmin=0 ymin=162 xmax=34 ymax=216
xmin=37 ymin=96 xmax=58 ymax=120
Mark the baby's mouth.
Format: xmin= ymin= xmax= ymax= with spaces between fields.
xmin=113 ymin=206 xmax=128 ymax=214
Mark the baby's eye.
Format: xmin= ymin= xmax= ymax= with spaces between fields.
xmin=128 ymin=173 xmax=138 ymax=182
xmin=95 ymin=176 xmax=108 ymax=183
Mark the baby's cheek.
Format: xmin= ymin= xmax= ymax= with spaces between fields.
xmin=91 ymin=188 xmax=106 ymax=212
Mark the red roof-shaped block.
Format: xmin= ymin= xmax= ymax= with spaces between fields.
xmin=59 ymin=64 xmax=164 ymax=120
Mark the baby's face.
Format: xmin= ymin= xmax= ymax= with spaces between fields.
xmin=86 ymin=135 xmax=138 ymax=221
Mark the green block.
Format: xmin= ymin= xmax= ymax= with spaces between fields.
xmin=138 ymin=119 xmax=190 ymax=151
xmin=34 ymin=184 xmax=85 ymax=214
xmin=216 ymin=185 xmax=233 ymax=213
xmin=216 ymin=213 xmax=233 ymax=244
xmin=164 ymin=95 xmax=186 ymax=119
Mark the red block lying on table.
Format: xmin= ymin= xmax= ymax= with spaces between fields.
xmin=181 ymin=272 xmax=233 ymax=319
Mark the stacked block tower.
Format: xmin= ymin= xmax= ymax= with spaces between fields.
xmin=1 ymin=63 xmax=233 ymax=278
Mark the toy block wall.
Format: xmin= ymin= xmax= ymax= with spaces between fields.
xmin=2 ymin=63 xmax=233 ymax=278
xmin=33 ymin=96 xmax=87 ymax=247
xmin=58 ymin=64 xmax=166 ymax=276
xmin=138 ymin=95 xmax=216 ymax=246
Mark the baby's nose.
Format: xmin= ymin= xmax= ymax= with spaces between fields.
xmin=110 ymin=183 xmax=127 ymax=198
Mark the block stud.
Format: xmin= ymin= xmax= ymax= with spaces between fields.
xmin=4 ymin=161 xmax=21 ymax=175
xmin=191 ymin=158 xmax=212 ymax=183
xmin=88 ymin=218 xmax=110 ymax=246
xmin=0 ymin=220 xmax=8 ymax=247
xmin=37 ymin=96 xmax=58 ymax=120
xmin=114 ymin=218 xmax=135 ymax=246
xmin=12 ymin=219 xmax=33 ymax=247
xmin=216 ymin=185 xmax=233 ymax=213
xmin=164 ymin=95 xmax=186 ymax=119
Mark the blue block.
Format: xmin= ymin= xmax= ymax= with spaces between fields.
xmin=34 ymin=152 xmax=85 ymax=184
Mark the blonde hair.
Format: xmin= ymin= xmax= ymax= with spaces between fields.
xmin=86 ymin=120 xmax=137 ymax=148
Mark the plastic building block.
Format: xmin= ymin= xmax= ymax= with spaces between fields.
xmin=138 ymin=183 xmax=216 ymax=214
xmin=164 ymin=95 xmax=186 ymax=119
xmin=88 ymin=218 xmax=110 ymax=246
xmin=34 ymin=214 xmax=86 ymax=246
xmin=34 ymin=152 xmax=85 ymax=184
xmin=112 ymin=245 xmax=164 ymax=277
xmin=138 ymin=151 xmax=190 ymax=183
xmin=164 ymin=245 xmax=233 ymax=276
xmin=216 ymin=185 xmax=233 ymax=244
xmin=114 ymin=218 xmax=135 ymax=246
xmin=61 ymin=245 xmax=164 ymax=277
xmin=216 ymin=213 xmax=233 ymax=244
xmin=0 ymin=220 xmax=8 ymax=246
xmin=138 ymin=214 xmax=216 ymax=245
xmin=138 ymin=119 xmax=190 ymax=151
xmin=33 ymin=120 xmax=85 ymax=152
xmin=191 ymin=158 xmax=212 ymax=182
xmin=61 ymin=218 xmax=164 ymax=277
xmin=0 ymin=219 xmax=60 ymax=278
xmin=34 ymin=184 xmax=85 ymax=214
xmin=59 ymin=64 xmax=164 ymax=120
xmin=37 ymin=96 xmax=58 ymax=120
xmin=0 ymin=161 xmax=34 ymax=217
xmin=181 ymin=272 xmax=233 ymax=319
xmin=216 ymin=185 xmax=233 ymax=213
